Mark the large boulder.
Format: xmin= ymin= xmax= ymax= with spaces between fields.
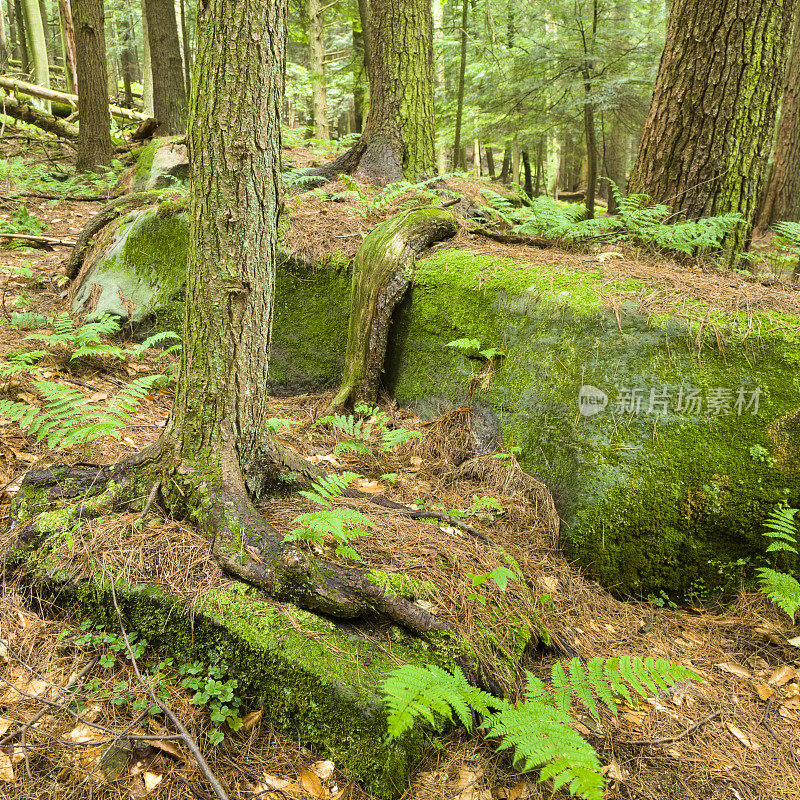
xmin=131 ymin=137 xmax=190 ymax=192
xmin=70 ymin=206 xmax=800 ymax=596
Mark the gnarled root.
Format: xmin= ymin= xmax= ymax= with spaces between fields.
xmin=4 ymin=444 xmax=450 ymax=636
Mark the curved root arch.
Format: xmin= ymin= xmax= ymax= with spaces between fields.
xmin=329 ymin=208 xmax=457 ymax=413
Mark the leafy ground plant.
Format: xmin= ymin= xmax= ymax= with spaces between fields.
xmin=382 ymin=657 xmax=703 ymax=800
xmin=757 ymin=506 xmax=800 ymax=622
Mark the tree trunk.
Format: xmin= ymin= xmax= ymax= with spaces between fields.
xmin=119 ymin=9 xmax=138 ymax=107
xmin=521 ymin=148 xmax=533 ymax=197
xmin=140 ymin=0 xmax=153 ymax=116
xmin=308 ymin=0 xmax=329 ymax=139
xmin=310 ymin=0 xmax=435 ymax=184
xmin=432 ymin=0 xmax=447 ymax=175
xmin=70 ymin=0 xmax=112 ymax=170
xmin=351 ymin=14 xmax=366 ymax=133
xmin=485 ymin=144 xmax=495 ymax=178
xmin=143 ymin=0 xmax=186 ymax=135
xmin=452 ymin=0 xmax=468 ymax=170
xmin=0 ymin=1 xmax=9 ymax=69
xmin=753 ymin=6 xmax=800 ymax=237
xmin=20 ymin=0 xmax=49 ymax=111
xmin=512 ymin=141 xmax=520 ymax=186
xmin=629 ymin=0 xmax=795 ymax=259
xmin=58 ymin=0 xmax=77 ymax=91
xmin=179 ymin=0 xmax=190 ymax=98
xmin=583 ymin=79 xmax=598 ymax=219
xmin=14 ymin=0 xmax=29 ymax=75
xmin=498 ymin=146 xmax=510 ymax=183
xmin=0 ymin=90 xmax=78 ymax=139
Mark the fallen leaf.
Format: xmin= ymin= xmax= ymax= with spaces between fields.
xmin=602 ymin=761 xmax=629 ymax=781
xmin=310 ymin=760 xmax=334 ymax=782
xmin=665 ymin=748 xmax=682 ymax=759
xmin=538 ymin=576 xmax=559 ymax=594
xmin=726 ymin=724 xmax=761 ymax=750
xmin=357 ymin=480 xmax=385 ymax=494
xmin=767 ymin=665 xmax=796 ymax=686
xmin=69 ymin=722 xmax=102 ymax=744
xmin=299 ymin=767 xmax=325 ymax=798
xmin=716 ymin=662 xmax=751 ymax=680
xmin=0 ymin=753 xmax=13 ymax=782
xmin=452 ymin=768 xmax=483 ymax=794
xmin=143 ymin=771 xmax=163 ymax=792
xmin=257 ymin=774 xmax=292 ymax=791
xmin=89 ymin=392 xmax=109 ymax=402
xmin=240 ymin=709 xmax=263 ymax=732
xmin=753 ymin=684 xmax=775 ymax=701
xmin=785 ymin=682 xmax=800 ymax=700
xmin=787 ymin=635 xmax=800 ymax=648
xmin=596 ymin=251 xmax=624 ymax=262
xmin=492 ymin=781 xmax=527 ymax=800
xmin=149 ymin=739 xmax=183 ymax=761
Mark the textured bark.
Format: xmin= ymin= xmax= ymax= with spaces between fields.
xmin=70 ymin=0 xmax=112 ymax=170
xmin=521 ymin=148 xmax=532 ymax=197
xmin=14 ymin=0 xmax=29 ymax=74
xmin=20 ymin=0 xmax=49 ymax=111
xmin=58 ymin=0 xmax=77 ymax=91
xmin=140 ymin=0 xmax=153 ymax=116
xmin=351 ymin=13 xmax=366 ymax=133
xmin=629 ymin=0 xmax=795 ymax=258
xmin=754 ymin=7 xmax=800 ymax=236
xmin=583 ymin=83 xmax=598 ymax=219
xmin=330 ymin=209 xmax=457 ymax=413
xmin=452 ymin=0 xmax=467 ymax=170
xmin=603 ymin=116 xmax=626 ymax=214
xmin=308 ymin=0 xmax=329 ymax=139
xmin=497 ymin=146 xmax=511 ymax=183
xmin=119 ymin=10 xmax=138 ymax=107
xmin=143 ymin=0 xmax=186 ymax=135
xmin=485 ymin=144 xmax=495 ymax=178
xmin=309 ymin=0 xmax=435 ymax=184
xmin=0 ymin=1 xmax=8 ymax=68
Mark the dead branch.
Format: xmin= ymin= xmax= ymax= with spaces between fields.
xmin=468 ymin=224 xmax=551 ymax=248
xmin=626 ymin=711 xmax=720 ymax=746
xmin=0 ymin=92 xmax=78 ymax=142
xmin=0 ymin=232 xmax=76 ymax=247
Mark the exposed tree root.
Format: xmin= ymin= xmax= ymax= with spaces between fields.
xmin=328 ymin=208 xmax=458 ymax=414
xmin=467 ymin=224 xmax=552 ymax=248
xmin=4 ymin=443 xmax=450 ymax=636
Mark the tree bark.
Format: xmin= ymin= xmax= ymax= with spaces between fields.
xmin=497 ymin=146 xmax=510 ymax=183
xmin=140 ymin=0 xmax=153 ymax=116
xmin=0 ymin=90 xmax=78 ymax=139
xmin=0 ymin=1 xmax=9 ymax=69
xmin=143 ymin=0 xmax=186 ymax=135
xmin=452 ymin=0 xmax=468 ymax=171
xmin=58 ymin=0 xmax=77 ymax=91
xmin=351 ymin=12 xmax=366 ymax=133
xmin=118 ymin=9 xmax=138 ymax=107
xmin=485 ymin=144 xmax=495 ymax=178
xmin=521 ymin=148 xmax=533 ymax=197
xmin=308 ymin=0 xmax=329 ymax=139
xmin=14 ymin=0 xmax=29 ymax=74
xmin=309 ymin=0 xmax=436 ymax=184
xmin=20 ymin=0 xmax=49 ymax=111
xmin=753 ymin=6 xmax=800 ymax=237
xmin=628 ymin=0 xmax=795 ymax=260
xmin=70 ymin=0 xmax=112 ymax=170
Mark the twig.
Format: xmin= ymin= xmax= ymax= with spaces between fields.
xmin=0 ymin=656 xmax=98 ymax=746
xmin=627 ymin=711 xmax=720 ymax=745
xmin=408 ymin=510 xmax=496 ymax=547
xmin=440 ymin=197 xmax=461 ymax=208
xmin=467 ymin=224 xmax=551 ymax=248
xmin=104 ymin=567 xmax=230 ymax=800
xmin=172 ymin=772 xmax=213 ymax=800
xmin=138 ymin=480 xmax=162 ymax=521
xmin=0 ymin=191 xmax=119 ymax=202
xmin=0 ymin=232 xmax=76 ymax=246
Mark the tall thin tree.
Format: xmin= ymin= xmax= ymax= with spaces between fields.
xmin=143 ymin=0 xmax=187 ymax=134
xmin=71 ymin=0 xmax=112 ymax=170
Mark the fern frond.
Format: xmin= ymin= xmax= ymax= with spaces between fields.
xmin=763 ymin=507 xmax=799 ymax=554
xmin=757 ymin=568 xmax=800 ymax=621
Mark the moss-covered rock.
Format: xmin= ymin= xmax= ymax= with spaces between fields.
xmin=69 ymin=202 xmax=800 ymax=595
xmin=131 ymin=136 xmax=190 ymax=192
xmin=384 ymin=249 xmax=800 ymax=597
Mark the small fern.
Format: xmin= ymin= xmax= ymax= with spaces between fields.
xmin=382 ymin=657 xmax=702 ymax=800
xmin=298 ymin=471 xmax=360 ymax=506
xmin=0 ymin=349 xmax=47 ymax=379
xmin=28 ymin=312 xmax=125 ymax=361
xmin=756 ymin=568 xmax=800 ymax=622
xmin=284 ymin=507 xmax=372 ymax=561
xmin=0 ymin=375 xmax=163 ymax=449
xmin=757 ymin=506 xmax=800 ymax=621
xmin=762 ymin=506 xmax=799 ymax=555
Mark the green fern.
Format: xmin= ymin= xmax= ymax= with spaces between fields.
xmin=28 ymin=312 xmax=125 ymax=361
xmin=298 ymin=471 xmax=360 ymax=506
xmin=10 ymin=311 xmax=49 ymax=329
xmin=756 ymin=568 xmax=800 ymax=622
xmin=762 ymin=506 xmax=799 ymax=555
xmin=284 ymin=506 xmax=372 ymax=561
xmin=383 ymin=657 xmax=702 ymax=800
xmin=0 ymin=349 xmax=47 ymax=379
xmin=0 ymin=375 xmax=163 ymax=449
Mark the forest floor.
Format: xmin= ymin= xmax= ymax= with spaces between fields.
xmin=0 ymin=134 xmax=799 ymax=800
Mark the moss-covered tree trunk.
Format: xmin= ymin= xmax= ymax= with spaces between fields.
xmin=143 ymin=0 xmax=186 ymax=135
xmin=753 ymin=6 xmax=800 ymax=238
xmin=71 ymin=0 xmax=112 ymax=171
xmin=310 ymin=0 xmax=435 ymax=184
xmin=628 ymin=0 xmax=795 ymax=260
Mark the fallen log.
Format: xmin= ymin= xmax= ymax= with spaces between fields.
xmin=0 ymin=93 xmax=78 ymax=141
xmin=0 ymin=75 xmax=148 ymax=123
xmin=0 ymin=232 xmax=77 ymax=248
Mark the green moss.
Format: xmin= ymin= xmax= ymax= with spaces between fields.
xmin=11 ymin=561 xmax=459 ymax=799
xmin=384 ymin=247 xmax=800 ymax=597
xmin=366 ymin=570 xmax=436 ymax=599
xmin=133 ymin=139 xmax=159 ymax=185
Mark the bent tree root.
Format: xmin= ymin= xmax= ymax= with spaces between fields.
xmin=3 ymin=445 xmax=450 ymax=637
xmin=329 ymin=208 xmax=458 ymax=413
